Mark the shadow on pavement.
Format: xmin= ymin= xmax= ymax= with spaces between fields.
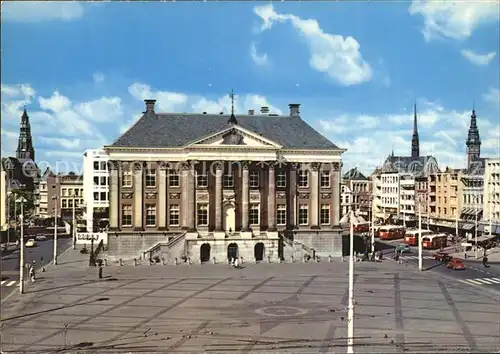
xmin=1 ymin=297 xmax=109 ymax=323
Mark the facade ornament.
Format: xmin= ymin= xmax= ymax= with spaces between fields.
xmin=250 ymin=193 xmax=260 ymax=201
xmin=299 ymin=193 xmax=310 ymax=199
xmin=121 ymin=193 xmax=133 ymax=199
xmin=197 ymin=194 xmax=209 ymax=201
xmin=277 ymin=192 xmax=287 ymax=199
xmin=242 ymin=161 xmax=250 ymax=170
xmin=289 ymin=162 xmax=299 ymax=171
xmin=169 ymin=193 xmax=181 ymax=199
xmin=310 ymin=162 xmax=321 ymax=171
xmin=134 ymin=161 xmax=143 ymax=171
xmin=321 ymin=193 xmax=332 ymax=199
xmin=332 ymin=162 xmax=340 ymax=171
xmin=146 ymin=192 xmax=157 ymax=199
xmin=157 ymin=161 xmax=169 ymax=171
xmin=221 ymin=128 xmax=245 ymax=145
xmin=213 ymin=161 xmax=224 ymax=171
xmin=268 ymin=162 xmax=276 ymax=170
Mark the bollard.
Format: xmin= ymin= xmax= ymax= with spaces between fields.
xmin=291 ymin=255 xmax=295 ymax=263
xmin=328 ymin=255 xmax=332 ymax=263
xmin=303 ymin=255 xmax=307 ymax=263
xmin=188 ymin=257 xmax=191 ymax=265
xmin=268 ymin=255 xmax=271 ymax=263
xmin=119 ymin=258 xmax=123 ymax=266
xmin=240 ymin=256 xmax=243 ymax=264
xmin=255 ymin=258 xmax=258 ymax=264
xmin=316 ymin=257 xmax=319 ymax=263
xmin=279 ymin=258 xmax=283 ymax=264
xmin=174 ymin=258 xmax=178 ymax=265
xmin=212 ymin=257 xmax=216 ymax=264
xmin=134 ymin=258 xmax=137 ymax=266
xmin=161 ymin=258 xmax=165 ymax=265
xmin=341 ymin=256 xmax=344 ymax=262
xmin=104 ymin=259 xmax=108 ymax=267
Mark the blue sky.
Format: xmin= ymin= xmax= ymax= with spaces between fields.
xmin=1 ymin=1 xmax=499 ymax=175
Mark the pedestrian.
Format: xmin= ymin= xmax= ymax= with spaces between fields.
xmin=98 ymin=260 xmax=103 ymax=279
xmin=29 ymin=265 xmax=35 ymax=282
xmin=41 ymin=256 xmax=45 ymax=272
xmin=234 ymin=257 xmax=240 ymax=269
xmin=464 ymin=252 xmax=468 ymax=260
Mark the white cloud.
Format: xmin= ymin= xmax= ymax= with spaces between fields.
xmin=0 ymin=130 xmax=19 ymax=159
xmin=460 ymin=49 xmax=497 ymax=66
xmin=93 ymin=72 xmax=105 ymax=83
xmin=39 ymin=137 xmax=80 ymax=149
xmin=250 ymin=43 xmax=269 ymax=66
xmin=356 ymin=115 xmax=379 ymax=129
xmin=76 ymin=97 xmax=123 ymax=123
xmin=128 ymin=83 xmax=187 ymax=112
xmin=483 ymin=87 xmax=500 ymax=106
xmin=253 ymin=4 xmax=372 ymax=86
xmin=38 ymin=91 xmax=72 ymax=113
xmin=2 ymin=1 xmax=85 ymax=23
xmin=409 ymin=1 xmax=500 ymax=41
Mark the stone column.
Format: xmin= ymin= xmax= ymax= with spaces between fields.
xmin=241 ymin=162 xmax=249 ymax=231
xmin=288 ymin=163 xmax=297 ymax=228
xmin=332 ymin=162 xmax=341 ymax=226
xmin=187 ymin=163 xmax=196 ymax=230
xmin=158 ymin=166 xmax=167 ymax=229
xmin=268 ymin=164 xmax=276 ymax=230
xmin=181 ymin=163 xmax=189 ymax=229
xmin=109 ymin=161 xmax=119 ymax=230
xmin=310 ymin=163 xmax=320 ymax=227
xmin=215 ymin=162 xmax=223 ymax=231
xmin=133 ymin=162 xmax=144 ymax=230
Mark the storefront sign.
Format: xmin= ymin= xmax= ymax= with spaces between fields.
xmin=76 ymin=232 xmax=107 ymax=245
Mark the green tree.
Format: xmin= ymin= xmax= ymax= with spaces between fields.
xmin=7 ymin=189 xmax=35 ymax=220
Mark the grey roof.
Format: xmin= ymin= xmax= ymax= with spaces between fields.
xmin=343 ymin=167 xmax=368 ymax=181
xmin=381 ymin=155 xmax=440 ymax=177
xmin=110 ymin=113 xmax=340 ymax=150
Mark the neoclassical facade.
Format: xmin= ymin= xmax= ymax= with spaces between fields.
xmin=104 ymin=99 xmax=345 ymax=263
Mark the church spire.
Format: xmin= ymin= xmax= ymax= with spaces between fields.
xmin=227 ymin=89 xmax=237 ymax=125
xmin=16 ymin=107 xmax=35 ymax=161
xmin=466 ymin=107 xmax=481 ymax=170
xmin=411 ymin=102 xmax=420 ymax=158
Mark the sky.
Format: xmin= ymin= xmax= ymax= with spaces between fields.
xmin=1 ymin=1 xmax=499 ymax=176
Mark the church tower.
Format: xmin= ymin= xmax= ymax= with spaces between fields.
xmin=16 ymin=108 xmax=36 ymax=162
xmin=466 ymin=108 xmax=481 ymax=170
xmin=411 ymin=103 xmax=420 ymax=158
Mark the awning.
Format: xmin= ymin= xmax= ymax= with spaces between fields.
xmin=460 ymin=207 xmax=483 ymax=216
xmin=476 ymin=234 xmax=496 ymax=243
xmin=462 ymin=223 xmax=475 ymax=230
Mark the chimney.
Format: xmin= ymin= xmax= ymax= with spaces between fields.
xmin=261 ymin=106 xmax=269 ymax=114
xmin=144 ymin=99 xmax=156 ymax=113
xmin=289 ymin=103 xmax=300 ymax=116
xmin=248 ymin=109 xmax=254 ymax=115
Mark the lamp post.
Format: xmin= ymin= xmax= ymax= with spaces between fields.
xmin=370 ymin=196 xmax=375 ymax=257
xmin=474 ymin=194 xmax=479 ymax=259
xmin=72 ymin=195 xmax=76 ymax=250
xmin=6 ymin=191 xmax=11 ymax=247
xmin=347 ymin=209 xmax=355 ymax=353
xmin=418 ymin=194 xmax=423 ymax=271
xmin=52 ymin=196 xmax=58 ymax=265
xmin=16 ymin=197 xmax=27 ymax=294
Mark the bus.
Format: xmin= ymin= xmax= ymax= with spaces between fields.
xmin=353 ymin=223 xmax=370 ymax=233
xmin=422 ymin=234 xmax=448 ymax=249
xmin=379 ymin=225 xmax=406 ymax=240
xmin=404 ymin=229 xmax=434 ymax=246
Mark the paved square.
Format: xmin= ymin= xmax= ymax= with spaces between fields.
xmin=1 ymin=260 xmax=499 ymax=353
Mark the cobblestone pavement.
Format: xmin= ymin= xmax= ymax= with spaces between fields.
xmin=1 ymin=250 xmax=500 ymax=353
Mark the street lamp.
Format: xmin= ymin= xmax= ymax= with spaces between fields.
xmin=16 ymin=197 xmax=27 ymax=294
xmin=72 ymin=194 xmax=77 ymax=250
xmin=52 ymin=196 xmax=58 ymax=265
xmin=347 ymin=208 xmax=355 ymax=354
xmin=474 ymin=194 xmax=479 ymax=259
xmin=370 ymin=195 xmax=375 ymax=257
xmin=418 ymin=194 xmax=423 ymax=271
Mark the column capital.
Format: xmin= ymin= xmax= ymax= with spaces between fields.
xmin=133 ymin=161 xmax=144 ymax=171
xmin=107 ymin=160 xmax=119 ymax=171
xmin=242 ymin=161 xmax=250 ymax=170
xmin=288 ymin=163 xmax=299 ymax=171
xmin=268 ymin=162 xmax=276 ymax=171
xmin=213 ymin=161 xmax=224 ymax=170
xmin=158 ymin=161 xmax=169 ymax=171
xmin=310 ymin=162 xmax=321 ymax=171
xmin=179 ymin=161 xmax=192 ymax=171
xmin=332 ymin=162 xmax=341 ymax=171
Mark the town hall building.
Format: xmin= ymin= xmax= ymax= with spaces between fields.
xmin=104 ymin=97 xmax=345 ymax=263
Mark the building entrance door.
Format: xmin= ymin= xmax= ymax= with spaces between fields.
xmin=223 ymin=205 xmax=236 ymax=233
xmin=227 ymin=243 xmax=238 ymax=261
xmin=200 ymin=243 xmax=211 ymax=263
xmin=254 ymin=242 xmax=264 ymax=261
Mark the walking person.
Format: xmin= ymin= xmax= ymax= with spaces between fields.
xmin=29 ymin=265 xmax=35 ymax=282
xmin=98 ymin=260 xmax=103 ymax=279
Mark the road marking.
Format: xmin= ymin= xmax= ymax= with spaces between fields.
xmin=461 ymin=277 xmax=500 ymax=286
xmin=491 ymin=278 xmax=500 ymax=282
xmin=1 ymin=280 xmax=6 ymax=285
xmin=460 ymin=279 xmax=483 ymax=285
xmin=6 ymin=280 xmax=17 ymax=287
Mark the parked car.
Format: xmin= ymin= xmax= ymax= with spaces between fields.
xmin=35 ymin=235 xmax=47 ymax=241
xmin=25 ymin=239 xmax=36 ymax=248
xmin=396 ymin=244 xmax=411 ymax=253
xmin=446 ymin=258 xmax=465 ymax=270
xmin=433 ymin=252 xmax=452 ymax=263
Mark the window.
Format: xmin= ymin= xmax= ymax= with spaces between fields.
xmin=145 ymin=204 xmax=156 ymax=226
xmin=299 ymin=170 xmax=309 ymax=187
xmin=249 ymin=204 xmax=260 ymax=225
xmin=320 ymin=204 xmax=330 ymax=225
xmin=62 ymin=188 xmax=67 ymax=197
xmin=68 ymin=199 xmax=73 ymax=208
xmin=100 ymin=192 xmax=106 ymax=201
xmin=197 ymin=204 xmax=208 ymax=226
xmin=62 ymin=200 xmax=67 ymax=208
xmin=100 ymin=176 xmax=107 ymax=186
xmin=277 ymin=205 xmax=286 ymax=225
xmin=169 ymin=170 xmax=180 ymax=187
xmin=122 ymin=205 xmax=132 ymax=226
xmin=146 ymin=169 xmax=156 ymax=188
xmin=197 ymin=172 xmax=208 ymax=187
xmin=299 ymin=204 xmax=308 ymax=225
xmin=321 ymin=171 xmax=330 ymax=188
xmin=169 ymin=205 xmax=180 ymax=226
xmin=223 ymin=173 xmax=234 ymax=188
xmin=122 ymin=169 xmax=132 ymax=187
xmin=74 ymin=189 xmax=79 ymax=197
xmin=93 ymin=192 xmax=99 ymax=201
xmin=100 ymin=161 xmax=107 ymax=170
xmin=94 ymin=161 xmax=99 ymax=170
xmin=249 ymin=171 xmax=259 ymax=188
xmin=94 ymin=176 xmax=99 ymax=185
xmin=75 ymin=200 xmax=80 ymax=208
xmin=276 ymin=171 xmax=286 ymax=188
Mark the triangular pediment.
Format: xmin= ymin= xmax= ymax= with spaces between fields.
xmin=185 ymin=126 xmax=282 ymax=148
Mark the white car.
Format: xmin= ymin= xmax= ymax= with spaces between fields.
xmin=35 ymin=235 xmax=47 ymax=241
xmin=25 ymin=239 xmax=36 ymax=247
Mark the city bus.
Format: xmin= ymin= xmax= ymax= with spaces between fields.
xmin=404 ymin=229 xmax=434 ymax=246
xmin=379 ymin=225 xmax=406 ymax=240
xmin=422 ymin=233 xmax=448 ymax=249
xmin=353 ymin=223 xmax=370 ymax=233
